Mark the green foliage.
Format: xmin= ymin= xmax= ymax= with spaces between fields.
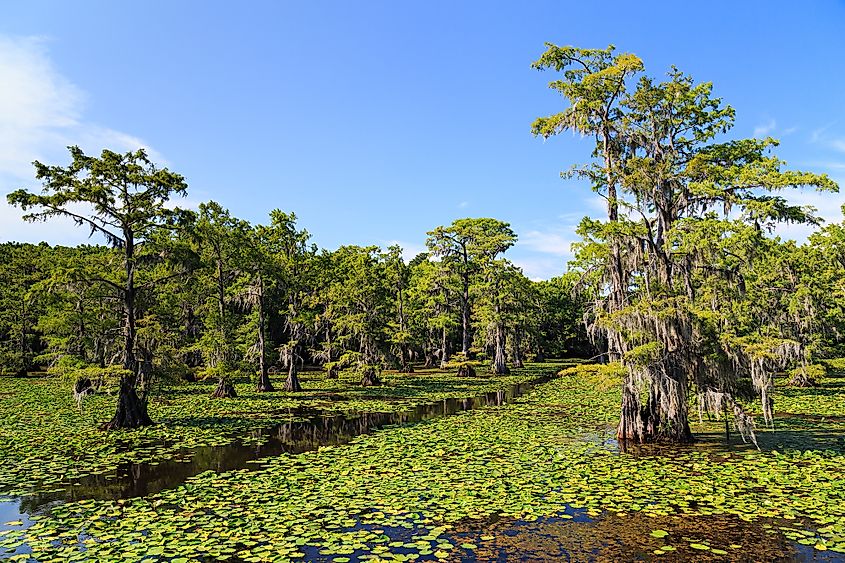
xmin=427 ymin=218 xmax=518 ymax=357
xmin=789 ymin=364 xmax=826 ymax=386
xmin=3 ymin=147 xmax=556 ymax=399
xmin=534 ymin=274 xmax=589 ymax=358
xmin=558 ymin=362 xmax=624 ymax=391
xmin=533 ymin=43 xmax=839 ymax=440
xmin=7 ymin=146 xmax=194 ymax=427
xmin=0 ymin=243 xmax=53 ymax=375
xmin=63 ymin=365 xmax=131 ymax=389
xmin=189 ymin=201 xmax=252 ymax=373
xmin=196 ymin=362 xmax=248 ymax=382
xmin=820 ymin=358 xmax=845 ymax=374
xmin=623 ymin=342 xmax=663 ymax=367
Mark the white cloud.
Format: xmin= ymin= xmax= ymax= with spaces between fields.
xmin=584 ymin=194 xmax=608 ymax=216
xmin=510 ymin=223 xmax=579 ymax=281
xmin=0 ymin=35 xmax=162 ymax=244
xmin=811 ymin=121 xmax=837 ymax=143
xmin=775 ymin=184 xmax=845 ymax=243
xmin=511 ymin=256 xmax=566 ymax=282
xmin=808 ymin=121 xmax=845 ymax=156
xmin=753 ymin=118 xmax=776 ymax=138
xmin=519 ymin=230 xmax=574 ymax=257
xmin=457 ymin=201 xmax=469 ymax=209
xmin=557 ymin=211 xmax=589 ymax=224
xmin=830 ymin=139 xmax=845 ymax=154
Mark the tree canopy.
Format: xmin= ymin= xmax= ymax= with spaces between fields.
xmin=533 ymin=44 xmax=838 ymax=443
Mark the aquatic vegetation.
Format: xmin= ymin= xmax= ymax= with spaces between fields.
xmin=0 ymin=365 xmax=566 ymax=496
xmin=0 ymin=363 xmax=843 ymax=560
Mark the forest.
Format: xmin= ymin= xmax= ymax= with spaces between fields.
xmin=0 ymin=199 xmax=587 ymax=421
xmin=0 ymin=44 xmax=844 ymax=561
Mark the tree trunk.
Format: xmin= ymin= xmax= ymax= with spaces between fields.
xmin=617 ymin=380 xmax=644 ymax=443
xmin=103 ymin=379 xmax=153 ymax=429
xmin=256 ymin=365 xmax=274 ymax=392
xmin=617 ymin=375 xmax=693 ymax=444
xmin=788 ymin=370 xmax=817 ymax=387
xmin=18 ymin=298 xmax=28 ymax=375
xmin=75 ymin=297 xmax=86 ymax=360
xmin=256 ymin=275 xmax=274 ymax=392
xmin=456 ymin=363 xmax=476 ymax=377
xmin=397 ymin=282 xmax=413 ymax=373
xmin=512 ymin=328 xmax=524 ymax=368
xmin=216 ymin=256 xmax=230 ymax=368
xmin=137 ymin=347 xmax=154 ymax=403
xmin=211 ymin=377 xmax=237 ymax=398
xmin=440 ymin=325 xmax=449 ymax=369
xmin=124 ymin=259 xmax=137 ymax=377
xmin=106 ymin=235 xmax=154 ymax=429
xmin=424 ymin=331 xmax=436 ymax=367
xmin=491 ymin=322 xmax=509 ymax=375
xmin=325 ymin=324 xmax=333 ymax=363
xmin=361 ymin=367 xmax=381 ymax=386
xmin=461 ymin=273 xmax=471 ymax=357
xmin=284 ymin=362 xmax=302 ymax=392
xmin=399 ymin=344 xmax=414 ymax=372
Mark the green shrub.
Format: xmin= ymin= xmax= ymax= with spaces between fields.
xmin=559 ymin=362 xmax=624 ymax=391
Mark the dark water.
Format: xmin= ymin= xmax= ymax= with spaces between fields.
xmin=295 ymin=507 xmax=845 ymax=562
xmin=447 ymin=511 xmax=845 ymax=562
xmin=5 ymin=375 xmax=554 ymax=515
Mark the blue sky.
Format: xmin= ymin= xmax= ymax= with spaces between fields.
xmin=1 ymin=1 xmax=844 ymax=279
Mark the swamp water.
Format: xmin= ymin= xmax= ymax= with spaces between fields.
xmin=2 ymin=370 xmax=843 ymax=561
xmin=447 ymin=510 xmax=842 ymax=562
xmin=0 ymin=377 xmax=552 ymax=530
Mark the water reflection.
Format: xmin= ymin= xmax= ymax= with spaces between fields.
xmin=448 ymin=511 xmax=844 ymax=562
xmin=17 ymin=376 xmax=553 ymax=512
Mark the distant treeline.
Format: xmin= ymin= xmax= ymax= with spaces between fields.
xmin=0 ymin=214 xmax=590 ymax=384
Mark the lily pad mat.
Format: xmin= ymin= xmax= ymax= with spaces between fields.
xmin=1 ymin=365 xmax=843 ymax=560
xmin=0 ymin=363 xmax=567 ymax=496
